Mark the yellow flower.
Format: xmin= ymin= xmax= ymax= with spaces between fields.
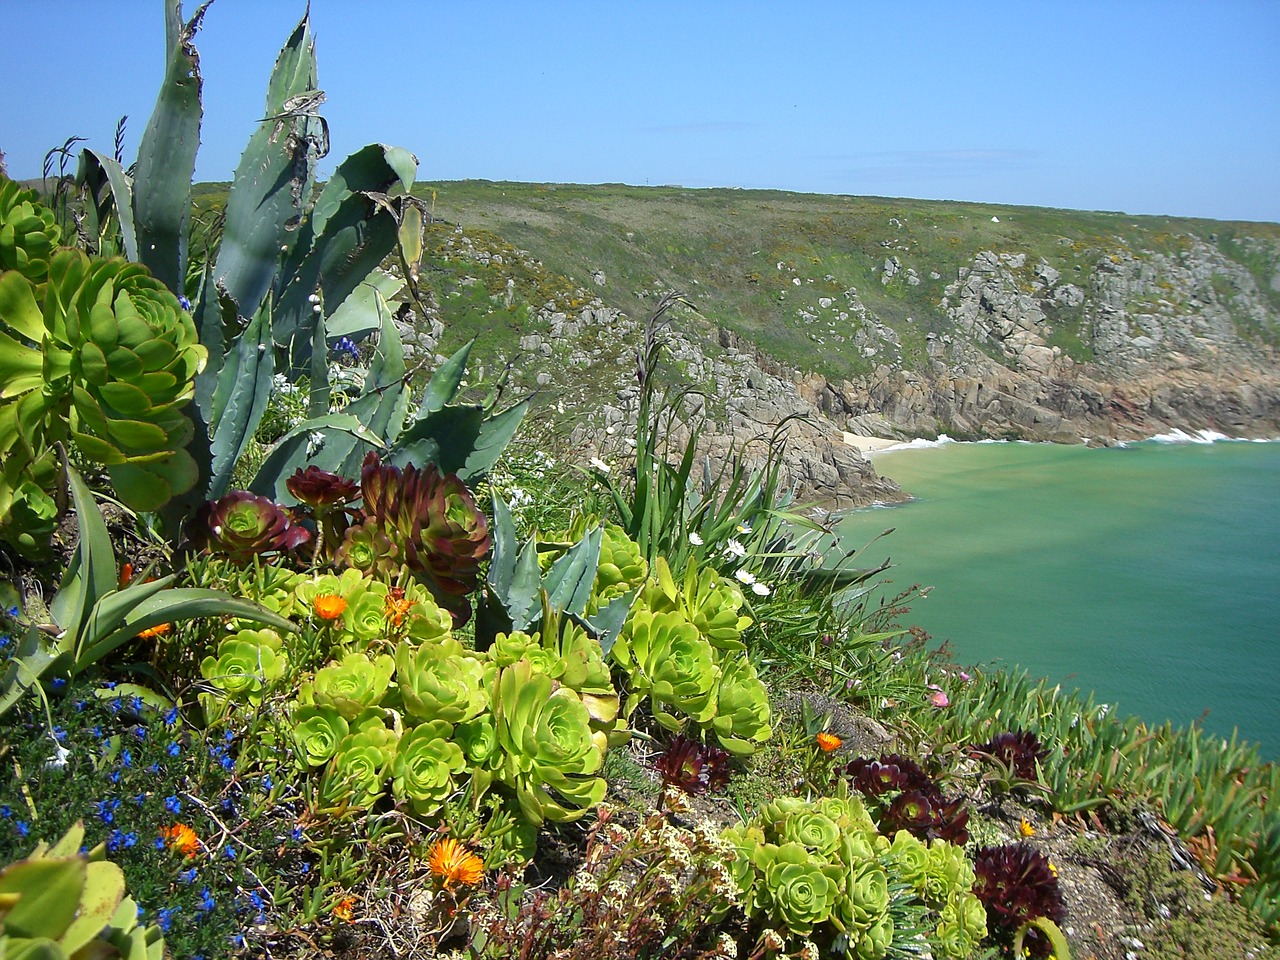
xmin=332 ymin=896 xmax=356 ymax=921
xmin=137 ymin=622 xmax=172 ymax=640
xmin=815 ymin=732 xmax=842 ymax=752
xmin=314 ymin=594 xmax=347 ymax=621
xmin=162 ymin=823 xmax=200 ymax=858
xmin=428 ymin=838 xmax=485 ymax=891
xmin=1019 ymin=818 xmax=1037 ymax=838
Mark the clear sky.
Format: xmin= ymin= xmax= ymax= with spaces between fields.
xmin=3 ymin=1 xmax=1278 ymax=222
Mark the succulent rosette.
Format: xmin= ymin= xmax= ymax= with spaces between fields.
xmin=0 ymin=178 xmax=61 ymax=283
xmin=355 ymin=452 xmax=491 ymax=621
xmin=336 ymin=520 xmax=399 ymax=578
xmin=191 ymin=490 xmax=310 ymax=563
xmin=748 ymin=842 xmax=844 ymax=937
xmin=309 ymin=652 xmax=395 ymax=720
xmin=395 ymin=636 xmax=490 ymax=725
xmin=838 ymin=861 xmax=892 ymax=937
xmin=640 ymin=556 xmax=751 ymax=654
xmin=292 ymin=704 xmax=351 ymax=767
xmin=652 ymin=734 xmax=731 ymax=796
xmin=492 ymin=658 xmax=608 ymax=825
xmin=391 ymin=720 xmax=467 ymax=815
xmin=933 ymin=891 xmax=988 ymax=960
xmin=286 ymin=465 xmax=359 ymax=507
xmin=969 ymin=729 xmax=1049 ymax=782
xmin=711 ymin=654 xmax=773 ymax=755
xmin=769 ymin=802 xmax=843 ymax=860
xmin=613 ymin=607 xmax=720 ymax=730
xmin=320 ymin=722 xmax=399 ymax=809
xmin=0 ymin=249 xmax=206 ymax=510
xmin=583 ymin=522 xmax=648 ymax=613
xmin=199 ymin=628 xmax=289 ymax=705
xmin=973 ymin=844 xmax=1062 ymax=957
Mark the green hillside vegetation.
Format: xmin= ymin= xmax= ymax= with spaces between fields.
xmin=414 ymin=180 xmax=1280 ymax=380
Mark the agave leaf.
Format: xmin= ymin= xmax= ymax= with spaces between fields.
xmin=487 ymin=493 xmax=518 ymax=597
xmin=325 ymin=269 xmax=403 ymax=339
xmin=0 ymin=624 xmax=60 ymax=719
xmin=75 ymin=149 xmax=138 ymax=262
xmin=133 ymin=0 xmax=210 ymax=293
xmin=461 ymin=397 xmax=528 ymax=482
xmin=76 ymin=576 xmax=176 ymax=663
xmin=211 ymin=9 xmax=320 ymax=320
xmin=207 ymin=298 xmax=274 ymax=499
xmin=417 ymin=339 xmax=474 ymax=416
xmin=543 ymin=526 xmax=602 ymax=618
xmin=581 ymin=587 xmax=639 ymax=659
xmin=274 ymin=144 xmax=417 ymax=370
xmin=506 ymin=540 xmax=542 ymax=632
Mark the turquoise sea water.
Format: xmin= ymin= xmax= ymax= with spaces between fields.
xmin=835 ymin=438 xmax=1280 ymax=758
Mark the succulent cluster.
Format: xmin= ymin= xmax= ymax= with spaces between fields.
xmin=845 ymin=754 xmax=970 ymax=845
xmin=969 ymin=730 xmax=1049 ymax=783
xmin=722 ymin=784 xmax=986 ymax=959
xmin=651 ymin=733 xmax=732 ymax=797
xmin=0 ymin=188 xmax=207 ymax=552
xmin=612 ymin=556 xmax=772 ymax=756
xmin=972 ymin=844 xmax=1066 ymax=957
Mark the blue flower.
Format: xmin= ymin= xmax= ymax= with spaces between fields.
xmin=73 ymin=699 xmax=88 ymax=712
xmin=51 ymin=677 xmax=66 ymax=691
xmin=147 ymin=762 xmax=160 ymax=774
xmin=133 ymin=793 xmax=147 ymax=807
xmin=219 ymin=754 xmax=235 ymax=772
xmin=121 ymin=748 xmax=133 ymax=767
xmin=109 ymin=771 xmax=121 ymax=784
xmin=179 ymin=868 xmax=199 ymax=884
xmin=261 ymin=775 xmax=273 ymax=790
xmin=223 ymin=843 xmax=236 ymax=860
xmin=95 ymin=799 xmax=120 ymax=823
xmin=153 ymin=837 xmax=167 ymax=851
xmin=162 ymin=707 xmax=179 ymax=725
xmin=0 ymin=804 xmax=11 ymax=818
xmin=178 ymin=295 xmax=192 ymax=311
xmin=198 ymin=887 xmax=215 ymax=912
xmin=167 ymin=742 xmax=181 ymax=757
xmin=290 ymin=826 xmax=304 ymax=842
xmin=299 ymin=861 xmax=310 ymax=875
xmin=164 ymin=796 xmax=181 ymax=815
xmin=15 ymin=820 xmax=29 ymax=838
xmin=334 ymin=336 xmax=360 ymax=362
xmin=157 ymin=906 xmax=180 ymax=933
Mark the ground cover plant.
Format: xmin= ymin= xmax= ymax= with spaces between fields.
xmin=2 ymin=6 xmax=1279 ymax=960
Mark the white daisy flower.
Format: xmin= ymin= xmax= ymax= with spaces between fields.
xmin=734 ymin=568 xmax=756 ymax=585
xmin=688 ymin=532 xmax=703 ymax=546
xmin=751 ymin=582 xmax=771 ymax=596
xmin=724 ymin=539 xmax=746 ymax=558
xmin=736 ymin=522 xmax=752 ymax=535
xmin=589 ymin=457 xmax=611 ymax=474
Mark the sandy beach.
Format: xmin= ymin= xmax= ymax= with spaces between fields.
xmin=840 ymin=432 xmax=904 ymax=455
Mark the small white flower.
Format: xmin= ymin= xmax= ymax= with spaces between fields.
xmin=307 ymin=293 xmax=320 ymax=304
xmin=736 ymin=522 xmax=752 ymax=535
xmin=751 ymin=582 xmax=771 ymax=596
xmin=605 ymin=425 xmax=615 ymax=435
xmin=307 ymin=431 xmax=325 ymax=456
xmin=589 ymin=456 xmax=611 ymax=474
xmin=724 ymin=539 xmax=746 ymax=559
xmin=45 ymin=742 xmax=71 ymax=770
xmin=734 ymin=568 xmax=756 ymax=585
xmin=312 ymin=304 xmax=323 ymax=314
xmin=688 ymin=532 xmax=703 ymax=546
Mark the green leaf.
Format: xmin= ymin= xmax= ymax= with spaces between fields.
xmin=0 ymin=270 xmax=45 ymax=345
xmin=207 ymin=299 xmax=274 ymax=499
xmin=0 ymin=858 xmax=86 ymax=940
xmin=543 ymin=527 xmax=602 ymax=618
xmin=81 ymin=587 xmax=296 ymax=667
xmin=505 ymin=541 xmax=543 ymax=632
xmin=417 ymin=339 xmax=474 ymax=416
xmin=212 ymin=9 xmax=320 ymax=319
xmin=248 ymin=413 xmax=383 ymax=502
xmin=133 ymin=0 xmax=208 ymax=292
xmin=487 ymin=493 xmax=518 ymax=597
xmin=59 ymin=860 xmax=126 ymax=957
xmin=75 ymin=149 xmax=138 ymax=262
xmin=49 ymin=462 xmax=118 ymax=640
xmin=325 ymin=269 xmax=404 ymax=339
xmin=460 ymin=398 xmax=528 ymax=483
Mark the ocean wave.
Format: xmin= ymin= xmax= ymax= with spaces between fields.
xmin=1147 ymin=428 xmax=1232 ymax=444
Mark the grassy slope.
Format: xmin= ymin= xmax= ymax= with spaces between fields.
xmin=415 ymin=180 xmax=1280 ymax=382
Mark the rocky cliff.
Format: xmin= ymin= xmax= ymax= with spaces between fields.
xmin=402 ymin=184 xmax=1280 ymax=505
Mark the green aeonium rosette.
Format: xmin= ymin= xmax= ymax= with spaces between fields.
xmin=391 ymin=720 xmax=467 ymax=816
xmin=0 ymin=249 xmax=206 ymax=516
xmin=0 ymin=178 xmax=60 ymax=283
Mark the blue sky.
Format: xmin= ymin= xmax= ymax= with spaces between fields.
xmin=3 ymin=1 xmax=1278 ymax=222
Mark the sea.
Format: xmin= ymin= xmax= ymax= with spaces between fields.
xmin=834 ymin=432 xmax=1280 ymax=759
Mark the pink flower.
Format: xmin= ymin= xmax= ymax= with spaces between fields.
xmin=958 ymin=671 xmax=972 ymax=682
xmin=930 ymin=689 xmax=950 ymax=708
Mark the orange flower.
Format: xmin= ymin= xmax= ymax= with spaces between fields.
xmin=137 ymin=623 xmax=171 ymax=640
xmin=385 ymin=592 xmax=414 ymax=628
xmin=332 ymin=896 xmax=356 ymax=922
xmin=314 ymin=594 xmax=347 ymax=621
xmin=428 ymin=838 xmax=484 ymax=891
xmin=162 ymin=823 xmax=200 ymax=857
xmin=815 ymin=732 xmax=843 ymax=753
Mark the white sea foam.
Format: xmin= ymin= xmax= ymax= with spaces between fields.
xmin=1148 ymin=428 xmax=1232 ymax=444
